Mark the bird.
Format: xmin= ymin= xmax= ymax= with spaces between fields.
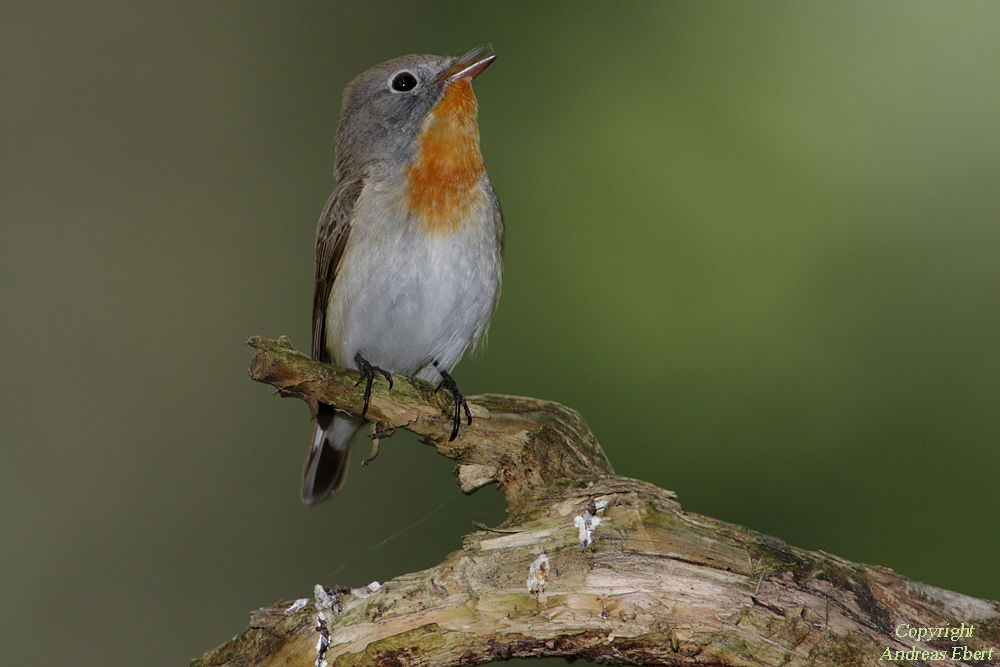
xmin=301 ymin=45 xmax=504 ymax=505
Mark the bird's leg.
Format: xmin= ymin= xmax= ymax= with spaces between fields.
xmin=433 ymin=361 xmax=473 ymax=441
xmin=354 ymin=352 xmax=393 ymax=418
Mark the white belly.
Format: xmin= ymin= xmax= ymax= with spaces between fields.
xmin=324 ymin=189 xmax=501 ymax=381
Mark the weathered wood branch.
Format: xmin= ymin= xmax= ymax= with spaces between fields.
xmin=193 ymin=336 xmax=1000 ymax=667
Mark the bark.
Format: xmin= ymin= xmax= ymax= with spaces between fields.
xmin=192 ymin=336 xmax=1000 ymax=667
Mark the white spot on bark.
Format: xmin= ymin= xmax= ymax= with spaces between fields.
xmin=315 ymin=611 xmax=330 ymax=667
xmin=351 ymin=581 xmax=382 ymax=598
xmin=527 ymin=553 xmax=549 ymax=594
xmin=314 ymin=584 xmax=334 ymax=610
xmin=574 ymin=511 xmax=602 ymax=548
xmin=284 ymin=598 xmax=310 ymax=615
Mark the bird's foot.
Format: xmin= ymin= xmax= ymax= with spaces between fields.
xmin=434 ymin=362 xmax=472 ymax=441
xmin=354 ymin=352 xmax=393 ymax=418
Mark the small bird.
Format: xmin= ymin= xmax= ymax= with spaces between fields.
xmin=302 ymin=46 xmax=503 ymax=505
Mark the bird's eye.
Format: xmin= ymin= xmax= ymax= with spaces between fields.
xmin=390 ymin=71 xmax=419 ymax=92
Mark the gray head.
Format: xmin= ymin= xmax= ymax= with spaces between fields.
xmin=334 ymin=45 xmax=495 ymax=180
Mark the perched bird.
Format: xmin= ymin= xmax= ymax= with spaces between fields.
xmin=302 ymin=46 xmax=503 ymax=505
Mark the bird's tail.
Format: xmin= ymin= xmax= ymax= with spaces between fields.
xmin=301 ymin=404 xmax=362 ymax=505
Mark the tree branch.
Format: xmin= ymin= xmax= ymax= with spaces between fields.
xmin=193 ymin=337 xmax=1000 ymax=666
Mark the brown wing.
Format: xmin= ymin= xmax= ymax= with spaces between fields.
xmin=312 ymin=176 xmax=364 ymax=362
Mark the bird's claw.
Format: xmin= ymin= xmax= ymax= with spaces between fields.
xmin=354 ymin=352 xmax=393 ymax=418
xmin=435 ymin=364 xmax=473 ymax=441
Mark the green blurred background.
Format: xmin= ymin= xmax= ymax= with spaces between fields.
xmin=2 ymin=2 xmax=998 ymax=665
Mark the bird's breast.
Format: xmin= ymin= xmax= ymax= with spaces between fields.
xmin=405 ymin=78 xmax=487 ymax=234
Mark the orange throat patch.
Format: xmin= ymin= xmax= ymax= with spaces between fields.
xmin=406 ymin=78 xmax=486 ymax=233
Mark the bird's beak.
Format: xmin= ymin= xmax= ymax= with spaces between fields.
xmin=437 ymin=44 xmax=496 ymax=84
